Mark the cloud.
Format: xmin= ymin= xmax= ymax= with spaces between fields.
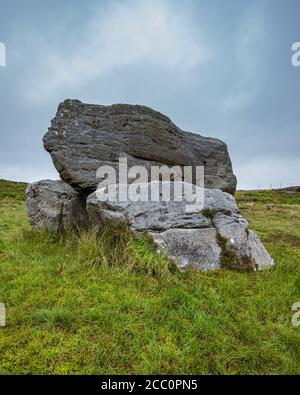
xmin=236 ymin=156 xmax=300 ymax=190
xmin=221 ymin=3 xmax=266 ymax=113
xmin=27 ymin=0 xmax=209 ymax=101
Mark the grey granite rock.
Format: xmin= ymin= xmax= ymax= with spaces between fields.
xmin=87 ymin=182 xmax=212 ymax=231
xmin=212 ymin=213 xmax=275 ymax=271
xmin=149 ymin=229 xmax=222 ymax=271
xmin=248 ymin=230 xmax=275 ymax=271
xmin=86 ymin=182 xmax=274 ymax=271
xmin=43 ymin=99 xmax=237 ymax=195
xmin=26 ymin=180 xmax=88 ymax=233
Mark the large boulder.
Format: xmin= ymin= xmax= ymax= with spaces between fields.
xmin=43 ymin=99 xmax=237 ymax=195
xmin=26 ymin=180 xmax=88 ymax=233
xmin=86 ymin=182 xmax=274 ymax=272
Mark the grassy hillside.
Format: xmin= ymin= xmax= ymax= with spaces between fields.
xmin=0 ymin=180 xmax=299 ymax=374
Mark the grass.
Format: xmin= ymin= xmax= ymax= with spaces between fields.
xmin=0 ymin=180 xmax=299 ymax=374
xmin=0 ymin=179 xmax=28 ymax=201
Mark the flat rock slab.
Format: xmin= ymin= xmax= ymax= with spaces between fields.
xmin=86 ymin=182 xmax=275 ymax=272
xmin=87 ymin=183 xmax=238 ymax=231
xmin=26 ymin=180 xmax=88 ymax=233
xmin=43 ymin=99 xmax=237 ymax=194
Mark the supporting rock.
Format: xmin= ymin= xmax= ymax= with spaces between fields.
xmin=26 ymin=180 xmax=88 ymax=233
xmin=86 ymin=182 xmax=275 ymax=271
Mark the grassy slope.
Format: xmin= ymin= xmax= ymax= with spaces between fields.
xmin=0 ymin=180 xmax=299 ymax=374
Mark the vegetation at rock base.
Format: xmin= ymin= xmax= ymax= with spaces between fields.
xmin=0 ymin=180 xmax=299 ymax=374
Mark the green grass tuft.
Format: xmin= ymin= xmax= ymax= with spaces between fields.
xmin=201 ymin=208 xmax=216 ymax=219
xmin=0 ymin=179 xmax=28 ymax=201
xmin=32 ymin=308 xmax=76 ymax=330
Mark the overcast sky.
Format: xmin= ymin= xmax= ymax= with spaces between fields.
xmin=0 ymin=0 xmax=299 ymax=189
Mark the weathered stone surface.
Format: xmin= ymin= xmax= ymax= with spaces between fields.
xmin=43 ymin=99 xmax=237 ymax=195
xmin=150 ymin=229 xmax=222 ymax=271
xmin=212 ymin=213 xmax=274 ymax=270
xmin=248 ymin=230 xmax=275 ymax=271
xmin=26 ymin=180 xmax=88 ymax=233
xmin=86 ymin=182 xmax=274 ymax=271
xmin=87 ymin=182 xmax=215 ymax=231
